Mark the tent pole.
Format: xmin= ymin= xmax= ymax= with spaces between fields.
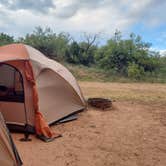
xmin=20 ymin=72 xmax=31 ymax=142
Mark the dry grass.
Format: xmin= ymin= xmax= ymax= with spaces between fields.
xmin=80 ymin=82 xmax=166 ymax=104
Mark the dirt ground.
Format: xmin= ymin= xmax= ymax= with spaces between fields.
xmin=13 ymin=82 xmax=166 ymax=166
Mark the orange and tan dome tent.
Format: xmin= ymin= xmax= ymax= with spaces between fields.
xmin=0 ymin=44 xmax=86 ymax=140
xmin=0 ymin=112 xmax=22 ymax=166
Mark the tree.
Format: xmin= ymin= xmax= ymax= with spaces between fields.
xmin=95 ymin=30 xmax=160 ymax=76
xmin=19 ymin=26 xmax=70 ymax=61
xmin=72 ymin=32 xmax=100 ymax=66
xmin=66 ymin=41 xmax=80 ymax=63
xmin=0 ymin=33 xmax=14 ymax=46
xmin=79 ymin=42 xmax=97 ymax=66
xmin=82 ymin=32 xmax=100 ymax=53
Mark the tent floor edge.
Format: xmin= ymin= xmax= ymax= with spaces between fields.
xmin=36 ymin=134 xmax=62 ymax=142
xmin=7 ymin=123 xmax=35 ymax=133
xmin=49 ymin=108 xmax=85 ymax=126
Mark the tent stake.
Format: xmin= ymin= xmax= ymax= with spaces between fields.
xmin=20 ymin=124 xmax=32 ymax=142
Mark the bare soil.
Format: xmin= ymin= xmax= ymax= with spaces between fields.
xmin=13 ymin=82 xmax=166 ymax=166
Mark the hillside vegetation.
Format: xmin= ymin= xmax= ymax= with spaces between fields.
xmin=0 ymin=27 xmax=166 ymax=82
xmin=66 ymin=64 xmax=166 ymax=83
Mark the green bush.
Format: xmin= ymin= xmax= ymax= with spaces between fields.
xmin=127 ymin=63 xmax=145 ymax=80
xmin=0 ymin=33 xmax=14 ymax=46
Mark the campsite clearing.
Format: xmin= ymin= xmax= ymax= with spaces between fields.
xmin=13 ymin=82 xmax=166 ymax=166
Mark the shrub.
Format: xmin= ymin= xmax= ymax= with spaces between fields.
xmin=127 ymin=63 xmax=145 ymax=80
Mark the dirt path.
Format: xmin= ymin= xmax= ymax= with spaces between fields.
xmin=13 ymin=82 xmax=166 ymax=166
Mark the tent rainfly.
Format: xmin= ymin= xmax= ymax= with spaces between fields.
xmin=0 ymin=112 xmax=22 ymax=166
xmin=0 ymin=44 xmax=86 ymax=141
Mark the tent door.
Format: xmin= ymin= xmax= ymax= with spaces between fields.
xmin=0 ymin=63 xmax=26 ymax=126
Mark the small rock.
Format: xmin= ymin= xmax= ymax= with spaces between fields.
xmin=89 ymin=124 xmax=96 ymax=128
xmin=134 ymin=152 xmax=139 ymax=156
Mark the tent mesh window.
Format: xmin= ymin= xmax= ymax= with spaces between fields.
xmin=0 ymin=64 xmax=24 ymax=102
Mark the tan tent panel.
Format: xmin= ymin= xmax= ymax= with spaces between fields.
xmin=0 ymin=113 xmax=22 ymax=166
xmin=25 ymin=45 xmax=85 ymax=124
xmin=0 ymin=43 xmax=86 ymax=140
xmin=25 ymin=45 xmax=84 ymax=102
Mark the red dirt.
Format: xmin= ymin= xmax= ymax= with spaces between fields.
xmin=13 ymin=101 xmax=166 ymax=166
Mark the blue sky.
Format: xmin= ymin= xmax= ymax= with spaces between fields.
xmin=0 ymin=0 xmax=166 ymax=53
xmin=131 ymin=23 xmax=166 ymax=51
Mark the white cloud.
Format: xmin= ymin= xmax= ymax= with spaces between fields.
xmin=160 ymin=50 xmax=166 ymax=56
xmin=0 ymin=0 xmax=55 ymax=13
xmin=0 ymin=0 xmax=166 ymax=40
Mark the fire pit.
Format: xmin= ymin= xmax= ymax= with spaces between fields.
xmin=87 ymin=98 xmax=112 ymax=110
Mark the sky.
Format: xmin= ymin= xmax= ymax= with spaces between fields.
xmin=0 ymin=0 xmax=166 ymax=53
